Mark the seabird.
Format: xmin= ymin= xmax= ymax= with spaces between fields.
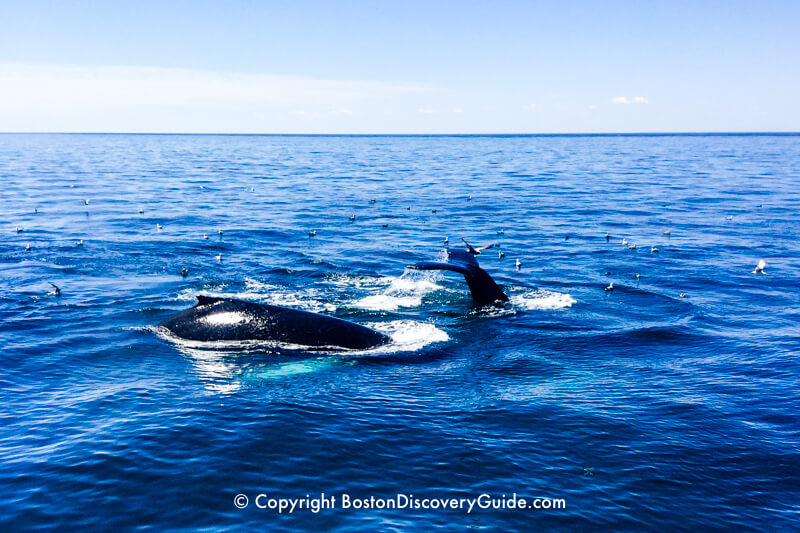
xmin=679 ymin=292 xmax=687 ymax=298
xmin=181 ymin=268 xmax=189 ymax=277
xmin=462 ymin=238 xmax=494 ymax=255
xmin=308 ymin=230 xmax=317 ymax=237
xmin=369 ymin=198 xmax=376 ymax=204
xmin=381 ymin=223 xmax=388 ymax=228
xmin=156 ymin=224 xmax=163 ymax=231
xmin=752 ymin=259 xmax=766 ymax=274
xmin=467 ymin=195 xmax=473 ymax=201
xmin=497 ymin=229 xmax=504 ymax=235
xmin=15 ymin=226 xmax=23 ymax=233
xmin=349 ymin=214 xmax=356 ymax=221
xmin=634 ymin=273 xmax=640 ymax=280
xmin=605 ymin=232 xmax=610 ymax=241
xmin=498 ymin=251 xmax=505 ymax=258
xmin=203 ymin=233 xmax=208 ymax=240
xmin=628 ymin=243 xmax=637 ymax=249
xmin=726 ymin=215 xmax=734 ymax=221
xmin=25 ymin=243 xmax=31 ymax=251
xmin=651 ymin=246 xmax=659 ymax=253
xmin=622 ymin=238 xmax=628 ymax=246
xmin=431 ymin=209 xmax=437 ymax=213
xmin=515 ymin=259 xmax=521 ymax=270
xmin=216 ymin=253 xmax=222 ymax=262
xmin=663 ymin=230 xmax=671 ymax=236
xmin=565 ymin=234 xmax=570 ymax=241
xmin=49 ymin=283 xmax=61 ymax=296
xmin=34 ymin=208 xmax=38 ymax=214
xmin=138 ymin=209 xmax=144 ymax=215
xmin=84 ymin=199 xmax=90 ymax=205
xmin=443 ymin=236 xmax=449 ymax=244
xmin=76 ymin=240 xmax=83 ymax=246
xmin=604 ymin=282 xmax=614 ymax=292
xmin=218 ymin=229 xmax=223 ymax=236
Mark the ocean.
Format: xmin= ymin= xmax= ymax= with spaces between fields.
xmin=1 ymin=133 xmax=798 ymax=531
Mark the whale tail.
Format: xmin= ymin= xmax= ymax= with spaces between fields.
xmin=407 ymin=248 xmax=508 ymax=306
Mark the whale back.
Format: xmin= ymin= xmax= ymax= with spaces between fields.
xmin=160 ymin=297 xmax=390 ymax=350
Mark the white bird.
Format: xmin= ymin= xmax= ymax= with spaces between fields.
xmin=726 ymin=215 xmax=734 ymax=221
xmin=752 ymin=259 xmax=766 ymax=274
xmin=679 ymin=292 xmax=687 ymax=298
xmin=498 ymin=251 xmax=505 ymax=258
xmin=156 ymin=224 xmax=163 ymax=231
xmin=349 ymin=214 xmax=356 ymax=221
xmin=15 ymin=226 xmax=23 ymax=233
xmin=25 ymin=243 xmax=31 ymax=251
xmin=634 ymin=273 xmax=640 ymax=280
xmin=605 ymin=232 xmax=610 ymax=241
xmin=663 ymin=230 xmax=671 ymax=236
xmin=308 ymin=230 xmax=317 ymax=237
xmin=622 ymin=238 xmax=628 ymax=246
xmin=462 ymin=238 xmax=494 ymax=255
xmin=84 ymin=199 xmax=90 ymax=205
xmin=216 ymin=253 xmax=222 ymax=262
xmin=443 ymin=236 xmax=449 ymax=244
xmin=369 ymin=198 xmax=376 ymax=204
xmin=628 ymin=243 xmax=637 ymax=249
xmin=497 ymin=229 xmax=504 ymax=235
xmin=218 ymin=229 xmax=223 ymax=236
xmin=651 ymin=246 xmax=659 ymax=253
xmin=467 ymin=195 xmax=473 ymax=201
xmin=76 ymin=240 xmax=83 ymax=246
xmin=515 ymin=258 xmax=521 ymax=270
xmin=203 ymin=234 xmax=208 ymax=240
xmin=604 ymin=282 xmax=614 ymax=292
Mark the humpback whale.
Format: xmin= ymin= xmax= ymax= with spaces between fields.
xmin=407 ymin=241 xmax=509 ymax=306
xmin=160 ymin=295 xmax=391 ymax=350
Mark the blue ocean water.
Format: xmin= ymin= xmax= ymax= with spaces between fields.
xmin=1 ymin=133 xmax=799 ymax=531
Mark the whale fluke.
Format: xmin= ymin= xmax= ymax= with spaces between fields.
xmin=408 ymin=248 xmax=508 ymax=306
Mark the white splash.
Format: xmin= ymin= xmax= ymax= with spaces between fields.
xmin=349 ymin=270 xmax=445 ymax=311
xmin=352 ymin=294 xmax=422 ymax=311
xmin=510 ymin=290 xmax=576 ymax=310
xmin=369 ymin=320 xmax=450 ymax=352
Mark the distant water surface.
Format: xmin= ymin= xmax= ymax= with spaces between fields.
xmin=1 ymin=133 xmax=799 ymax=531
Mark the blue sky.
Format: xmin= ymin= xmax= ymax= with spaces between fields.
xmin=1 ymin=0 xmax=798 ymax=133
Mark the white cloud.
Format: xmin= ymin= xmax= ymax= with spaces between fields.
xmin=522 ymin=103 xmax=537 ymax=111
xmin=0 ymin=63 xmax=435 ymax=132
xmin=452 ymin=107 xmax=463 ymax=113
xmin=612 ymin=95 xmax=648 ymax=105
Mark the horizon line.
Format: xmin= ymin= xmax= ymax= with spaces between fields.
xmin=1 ymin=131 xmax=799 ymax=137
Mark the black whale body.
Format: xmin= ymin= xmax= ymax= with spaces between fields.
xmin=160 ymin=295 xmax=391 ymax=350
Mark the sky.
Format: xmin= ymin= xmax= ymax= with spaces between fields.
xmin=0 ymin=0 xmax=798 ymax=134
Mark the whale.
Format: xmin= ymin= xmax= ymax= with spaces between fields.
xmin=407 ymin=245 xmax=509 ymax=306
xmin=159 ymin=295 xmax=391 ymax=350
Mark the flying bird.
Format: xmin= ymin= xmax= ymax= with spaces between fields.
xmin=462 ymin=238 xmax=494 ymax=255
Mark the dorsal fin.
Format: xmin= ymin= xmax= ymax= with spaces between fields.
xmin=196 ymin=295 xmax=224 ymax=306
